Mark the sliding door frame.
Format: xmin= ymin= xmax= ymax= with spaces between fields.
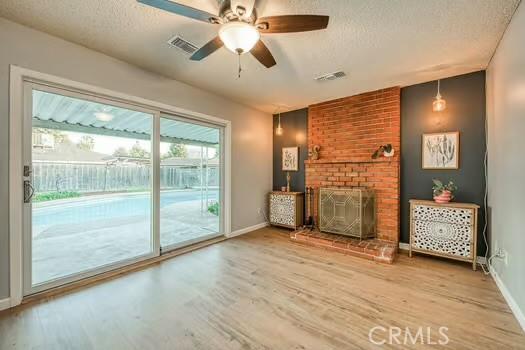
xmin=159 ymin=113 xmax=226 ymax=253
xmin=21 ymin=81 xmax=161 ymax=295
xmin=9 ymin=65 xmax=232 ymax=306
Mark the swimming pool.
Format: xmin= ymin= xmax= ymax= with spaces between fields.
xmin=33 ymin=190 xmax=219 ymax=236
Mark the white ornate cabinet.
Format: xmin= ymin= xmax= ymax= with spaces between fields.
xmin=409 ymin=200 xmax=479 ymax=270
xmin=269 ymin=192 xmax=304 ymax=229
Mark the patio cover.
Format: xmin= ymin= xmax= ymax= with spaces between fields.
xmin=32 ymin=90 xmax=219 ymax=146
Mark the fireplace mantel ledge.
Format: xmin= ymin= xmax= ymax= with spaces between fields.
xmin=305 ymin=157 xmax=400 ymax=164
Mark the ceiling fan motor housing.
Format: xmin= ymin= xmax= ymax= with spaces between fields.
xmin=215 ymin=0 xmax=255 ymax=24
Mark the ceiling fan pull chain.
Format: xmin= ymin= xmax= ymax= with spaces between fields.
xmin=237 ymin=52 xmax=242 ymax=78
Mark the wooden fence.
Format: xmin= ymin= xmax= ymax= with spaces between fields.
xmin=32 ymin=162 xmax=219 ymax=193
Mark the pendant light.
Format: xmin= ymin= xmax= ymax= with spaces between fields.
xmin=433 ymin=79 xmax=446 ymax=112
xmin=275 ymin=107 xmax=283 ymax=136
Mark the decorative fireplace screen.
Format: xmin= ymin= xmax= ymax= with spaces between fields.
xmin=319 ymin=187 xmax=376 ymax=239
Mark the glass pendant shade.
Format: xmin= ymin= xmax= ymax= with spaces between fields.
xmin=275 ymin=112 xmax=283 ymax=135
xmin=219 ymin=22 xmax=260 ymax=54
xmin=433 ymin=96 xmax=447 ymax=112
xmin=432 ymin=79 xmax=446 ymax=112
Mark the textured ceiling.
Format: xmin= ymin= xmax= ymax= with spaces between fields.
xmin=0 ymin=0 xmax=520 ymax=113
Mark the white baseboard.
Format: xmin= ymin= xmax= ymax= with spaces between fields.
xmin=398 ymin=243 xmax=487 ymax=264
xmin=0 ymin=298 xmax=11 ymax=311
xmin=226 ymin=222 xmax=269 ymax=238
xmin=490 ymin=266 xmax=525 ymax=332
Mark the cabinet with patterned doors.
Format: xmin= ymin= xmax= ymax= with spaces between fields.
xmin=269 ymin=192 xmax=304 ymax=229
xmin=409 ymin=200 xmax=479 ymax=270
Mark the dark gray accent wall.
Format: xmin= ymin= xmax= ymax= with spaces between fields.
xmin=401 ymin=71 xmax=487 ymax=255
xmin=272 ymin=108 xmax=308 ymax=192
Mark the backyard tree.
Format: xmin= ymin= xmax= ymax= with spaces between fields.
xmin=129 ymin=141 xmax=149 ymax=159
xmin=168 ymin=143 xmax=187 ymax=158
xmin=210 ymin=144 xmax=219 ymax=159
xmin=77 ymin=135 xmax=95 ymax=151
xmin=33 ymin=128 xmax=70 ymax=146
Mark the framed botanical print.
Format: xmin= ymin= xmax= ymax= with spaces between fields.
xmin=422 ymin=131 xmax=459 ymax=169
xmin=282 ymin=146 xmax=299 ymax=171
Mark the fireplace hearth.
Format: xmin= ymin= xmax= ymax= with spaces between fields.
xmin=290 ymin=229 xmax=396 ymax=264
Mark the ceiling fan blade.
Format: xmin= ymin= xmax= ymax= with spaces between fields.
xmin=256 ymin=15 xmax=329 ymax=33
xmin=137 ymin=0 xmax=220 ymax=24
xmin=190 ymin=37 xmax=224 ymax=61
xmin=250 ymin=40 xmax=276 ymax=68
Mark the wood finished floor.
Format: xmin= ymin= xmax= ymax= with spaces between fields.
xmin=1 ymin=227 xmax=524 ymax=349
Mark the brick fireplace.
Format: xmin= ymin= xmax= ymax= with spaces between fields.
xmin=305 ymin=87 xmax=401 ymax=243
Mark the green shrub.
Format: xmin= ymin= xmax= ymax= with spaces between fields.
xmin=33 ymin=191 xmax=81 ymax=202
xmin=207 ymin=201 xmax=219 ymax=216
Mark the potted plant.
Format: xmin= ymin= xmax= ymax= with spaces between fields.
xmin=432 ymin=179 xmax=458 ymax=203
xmin=371 ymin=144 xmax=395 ymax=159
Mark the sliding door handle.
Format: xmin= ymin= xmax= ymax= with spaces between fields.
xmin=24 ymin=180 xmax=35 ymax=203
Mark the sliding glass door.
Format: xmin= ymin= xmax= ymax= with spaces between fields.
xmin=24 ymin=85 xmax=157 ymax=294
xmin=22 ymin=82 xmax=225 ymax=295
xmin=159 ymin=115 xmax=223 ymax=251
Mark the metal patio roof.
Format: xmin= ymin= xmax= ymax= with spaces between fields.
xmin=32 ymin=90 xmax=219 ymax=145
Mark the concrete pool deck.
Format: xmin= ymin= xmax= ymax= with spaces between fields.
xmin=32 ymin=194 xmax=219 ymax=285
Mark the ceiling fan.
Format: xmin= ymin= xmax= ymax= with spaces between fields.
xmin=137 ymin=0 xmax=329 ymax=73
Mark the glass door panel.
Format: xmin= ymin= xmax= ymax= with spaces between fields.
xmin=159 ymin=116 xmax=222 ymax=250
xmin=27 ymin=87 xmax=155 ymax=291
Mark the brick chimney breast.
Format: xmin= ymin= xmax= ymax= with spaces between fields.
xmin=306 ymin=87 xmax=401 ymax=242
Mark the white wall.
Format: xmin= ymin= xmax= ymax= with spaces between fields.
xmin=486 ymin=1 xmax=525 ymax=329
xmin=0 ymin=18 xmax=272 ymax=299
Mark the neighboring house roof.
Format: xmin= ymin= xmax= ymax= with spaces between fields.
xmin=161 ymin=157 xmax=219 ymax=167
xmin=33 ymin=146 xmax=219 ymax=167
xmin=33 ymin=143 xmax=115 ymax=163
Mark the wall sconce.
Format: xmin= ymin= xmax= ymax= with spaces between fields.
xmin=433 ymin=79 xmax=447 ymax=112
xmin=275 ymin=108 xmax=283 ymax=136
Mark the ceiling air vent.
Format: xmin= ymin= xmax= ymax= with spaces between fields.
xmin=167 ymin=36 xmax=198 ymax=55
xmin=315 ymin=71 xmax=346 ymax=82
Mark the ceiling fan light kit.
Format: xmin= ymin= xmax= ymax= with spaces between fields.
xmin=137 ymin=0 xmax=329 ymax=76
xmin=219 ymin=21 xmax=260 ymax=54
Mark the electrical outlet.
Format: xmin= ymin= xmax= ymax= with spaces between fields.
xmin=257 ymin=207 xmax=263 ymax=214
xmin=494 ymin=247 xmax=508 ymax=266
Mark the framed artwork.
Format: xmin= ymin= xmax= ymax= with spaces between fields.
xmin=422 ymin=131 xmax=459 ymax=169
xmin=282 ymin=146 xmax=299 ymax=171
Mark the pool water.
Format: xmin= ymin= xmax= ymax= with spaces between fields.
xmin=33 ymin=190 xmax=219 ymax=235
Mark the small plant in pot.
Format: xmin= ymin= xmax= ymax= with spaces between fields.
xmin=371 ymin=144 xmax=394 ymax=159
xmin=432 ymin=179 xmax=458 ymax=203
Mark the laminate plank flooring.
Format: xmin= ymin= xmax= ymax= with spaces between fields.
xmin=1 ymin=227 xmax=524 ymax=349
